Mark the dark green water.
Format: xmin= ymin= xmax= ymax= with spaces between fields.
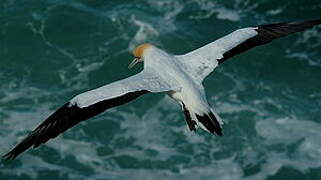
xmin=1 ymin=0 xmax=321 ymax=179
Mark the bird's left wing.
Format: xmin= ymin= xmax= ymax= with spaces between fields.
xmin=3 ymin=70 xmax=180 ymax=160
xmin=177 ymin=19 xmax=321 ymax=82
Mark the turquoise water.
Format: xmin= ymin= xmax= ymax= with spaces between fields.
xmin=1 ymin=0 xmax=321 ymax=179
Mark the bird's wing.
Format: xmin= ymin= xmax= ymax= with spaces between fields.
xmin=177 ymin=19 xmax=321 ymax=82
xmin=3 ymin=70 xmax=180 ymax=160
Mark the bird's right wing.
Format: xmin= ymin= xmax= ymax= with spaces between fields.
xmin=3 ymin=70 xmax=180 ymax=160
xmin=177 ymin=19 xmax=321 ymax=82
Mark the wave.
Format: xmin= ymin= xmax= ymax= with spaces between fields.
xmin=1 ymin=0 xmax=321 ymax=179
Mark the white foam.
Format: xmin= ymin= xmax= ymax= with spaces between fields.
xmin=215 ymin=8 xmax=241 ymax=22
xmin=147 ymin=0 xmax=183 ymax=21
xmin=2 ymin=1 xmax=321 ymax=179
xmin=266 ymin=9 xmax=283 ymax=16
xmin=286 ymin=51 xmax=321 ymax=67
xmin=128 ymin=16 xmax=159 ymax=51
xmin=188 ymin=0 xmax=259 ymax=22
xmin=117 ymin=96 xmax=181 ymax=160
xmin=285 ymin=27 xmax=321 ymax=67
xmin=251 ymin=117 xmax=321 ymax=178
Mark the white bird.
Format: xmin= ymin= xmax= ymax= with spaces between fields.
xmin=4 ymin=19 xmax=321 ymax=160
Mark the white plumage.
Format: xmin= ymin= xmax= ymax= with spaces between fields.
xmin=178 ymin=27 xmax=258 ymax=82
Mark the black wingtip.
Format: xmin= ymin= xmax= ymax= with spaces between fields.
xmin=3 ymin=146 xmax=27 ymax=161
xmin=259 ymin=19 xmax=321 ymax=28
xmin=291 ymin=19 xmax=321 ymax=26
xmin=218 ymin=18 xmax=321 ymax=64
xmin=258 ymin=19 xmax=321 ymax=36
xmin=2 ymin=151 xmax=18 ymax=161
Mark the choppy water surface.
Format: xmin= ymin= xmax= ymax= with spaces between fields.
xmin=1 ymin=0 xmax=321 ymax=179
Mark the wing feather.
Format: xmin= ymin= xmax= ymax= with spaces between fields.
xmin=178 ymin=19 xmax=321 ymax=82
xmin=3 ymin=70 xmax=179 ymax=160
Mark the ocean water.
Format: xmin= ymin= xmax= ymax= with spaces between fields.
xmin=1 ymin=0 xmax=321 ymax=179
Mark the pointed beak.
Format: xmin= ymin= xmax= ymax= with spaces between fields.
xmin=128 ymin=58 xmax=140 ymax=69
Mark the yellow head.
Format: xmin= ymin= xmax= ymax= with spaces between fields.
xmin=133 ymin=43 xmax=152 ymax=58
xmin=128 ymin=43 xmax=152 ymax=69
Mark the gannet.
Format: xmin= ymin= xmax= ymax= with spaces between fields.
xmin=3 ymin=19 xmax=321 ymax=160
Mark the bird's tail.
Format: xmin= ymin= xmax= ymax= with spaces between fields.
xmin=182 ymin=104 xmax=223 ymax=136
xmin=195 ymin=109 xmax=223 ymax=136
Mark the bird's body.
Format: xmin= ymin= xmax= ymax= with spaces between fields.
xmin=3 ymin=19 xmax=321 ymax=160
xmin=144 ymin=46 xmax=208 ymax=113
xmin=134 ymin=45 xmax=223 ymax=133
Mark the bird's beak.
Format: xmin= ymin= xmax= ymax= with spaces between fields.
xmin=128 ymin=58 xmax=141 ymax=69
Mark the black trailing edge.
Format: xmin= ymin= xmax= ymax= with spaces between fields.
xmin=218 ymin=19 xmax=321 ymax=64
xmin=3 ymin=90 xmax=149 ymax=160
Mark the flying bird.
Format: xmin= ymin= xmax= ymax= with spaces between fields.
xmin=3 ymin=19 xmax=321 ymax=160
